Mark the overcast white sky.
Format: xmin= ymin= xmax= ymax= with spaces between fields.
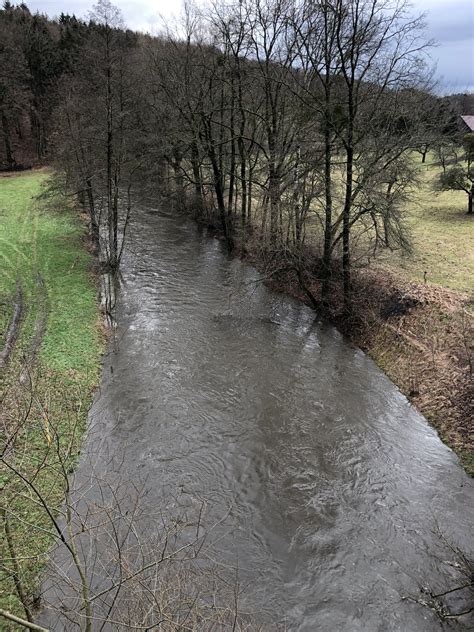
xmin=25 ymin=0 xmax=474 ymax=93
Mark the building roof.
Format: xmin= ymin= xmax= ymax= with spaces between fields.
xmin=461 ymin=115 xmax=474 ymax=131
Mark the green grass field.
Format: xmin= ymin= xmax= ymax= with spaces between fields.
xmin=0 ymin=171 xmax=101 ymax=370
xmin=376 ymin=156 xmax=473 ymax=296
xmin=0 ymin=171 xmax=103 ymax=624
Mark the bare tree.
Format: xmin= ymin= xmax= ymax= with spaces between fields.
xmin=439 ymin=164 xmax=474 ymax=215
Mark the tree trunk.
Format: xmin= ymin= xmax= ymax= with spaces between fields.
xmin=384 ymin=179 xmax=395 ymax=247
xmin=106 ymin=29 xmax=116 ymax=269
xmin=31 ymin=103 xmax=46 ymax=160
xmin=15 ymin=117 xmax=22 ymax=140
xmin=227 ymin=74 xmax=236 ymax=226
xmin=1 ymin=111 xmax=16 ymax=169
xmin=342 ymin=122 xmax=354 ymax=316
xmin=268 ymin=140 xmax=280 ymax=245
xmin=207 ymin=129 xmax=232 ymax=248
xmin=86 ymin=177 xmax=98 ymax=244
xmin=468 ymin=188 xmax=473 ymax=215
xmin=247 ymin=171 xmax=253 ymax=227
xmin=237 ymin=70 xmax=247 ymax=238
xmin=78 ymin=188 xmax=86 ymax=208
xmin=320 ymin=11 xmax=335 ymax=310
xmin=239 ymin=145 xmax=247 ymax=235
xmin=190 ymin=142 xmax=203 ymax=213
xmin=342 ymin=183 xmax=352 ymax=316
xmin=321 ymin=109 xmax=333 ymax=310
xmin=211 ymin=156 xmax=231 ymax=248
xmin=112 ymin=175 xmax=119 ymax=264
xmin=172 ymin=156 xmax=184 ymax=207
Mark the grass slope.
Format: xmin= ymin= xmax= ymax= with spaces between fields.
xmin=0 ymin=171 xmax=103 ymax=626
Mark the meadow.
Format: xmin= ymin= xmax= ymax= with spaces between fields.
xmin=377 ymin=156 xmax=473 ymax=298
xmin=0 ymin=171 xmax=103 ymax=621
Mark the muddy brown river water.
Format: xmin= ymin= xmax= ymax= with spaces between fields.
xmin=41 ymin=206 xmax=473 ymax=631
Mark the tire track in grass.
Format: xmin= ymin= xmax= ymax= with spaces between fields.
xmin=20 ymin=274 xmax=50 ymax=383
xmin=0 ymin=178 xmax=33 ymax=360
xmin=0 ymin=283 xmax=23 ymax=368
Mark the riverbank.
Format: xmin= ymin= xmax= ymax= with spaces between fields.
xmin=364 ymin=161 xmax=473 ymax=475
xmin=320 ymin=160 xmax=473 ymax=475
xmin=355 ymin=273 xmax=473 ymax=476
xmin=0 ymin=171 xmax=104 ymax=623
xmin=190 ymin=158 xmax=473 ymax=476
xmin=263 ymin=262 xmax=473 ymax=476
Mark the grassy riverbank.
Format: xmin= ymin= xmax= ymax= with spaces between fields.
xmin=366 ymin=159 xmax=473 ymax=474
xmin=262 ymin=259 xmax=473 ymax=473
xmin=350 ymin=269 xmax=473 ymax=475
xmin=0 ymin=171 xmax=103 ymax=624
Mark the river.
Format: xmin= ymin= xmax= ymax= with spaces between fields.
xmin=40 ymin=205 xmax=473 ymax=631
